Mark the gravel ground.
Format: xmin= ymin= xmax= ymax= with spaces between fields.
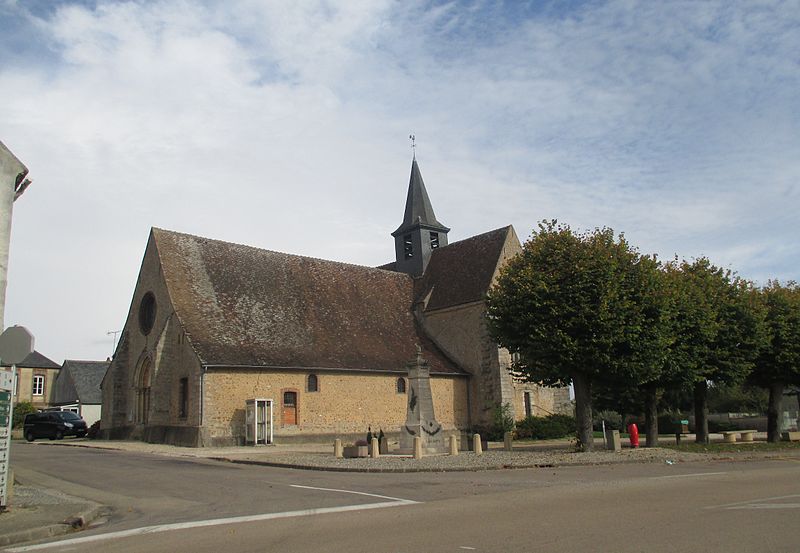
xmin=219 ymin=446 xmax=711 ymax=472
xmin=9 ymin=485 xmax=85 ymax=508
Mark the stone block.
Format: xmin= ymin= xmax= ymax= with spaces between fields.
xmin=782 ymin=431 xmax=800 ymax=442
xmin=604 ymin=428 xmax=621 ymax=452
xmin=342 ymin=445 xmax=369 ymax=458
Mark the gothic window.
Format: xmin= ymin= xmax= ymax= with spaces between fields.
xmin=307 ymin=374 xmax=319 ymax=393
xmin=396 ymin=377 xmax=406 ymax=394
xmin=32 ymin=374 xmax=45 ymax=396
xmin=430 ymin=232 xmax=439 ymax=249
xmin=178 ymin=377 xmax=188 ymax=419
xmin=136 ymin=359 xmax=152 ymax=425
xmin=403 ymin=234 xmax=413 ymax=259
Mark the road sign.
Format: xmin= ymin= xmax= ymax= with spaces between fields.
xmin=0 ymin=369 xmax=12 ymax=509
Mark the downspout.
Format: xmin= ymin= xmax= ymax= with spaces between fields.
xmin=199 ymin=365 xmax=206 ymax=446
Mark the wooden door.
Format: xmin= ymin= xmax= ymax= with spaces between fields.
xmin=282 ymin=391 xmax=297 ymax=426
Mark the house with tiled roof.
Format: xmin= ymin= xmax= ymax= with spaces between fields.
xmin=52 ymin=360 xmax=109 ymax=426
xmin=0 ymin=325 xmax=61 ymax=410
xmin=100 ymin=159 xmax=570 ymax=446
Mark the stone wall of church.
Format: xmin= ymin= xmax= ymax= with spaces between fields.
xmin=202 ymin=369 xmax=469 ymax=446
xmin=419 ymin=302 xmax=515 ymax=427
xmin=100 ymin=236 xmax=204 ymax=446
xmin=512 ymin=382 xmax=574 ymax=419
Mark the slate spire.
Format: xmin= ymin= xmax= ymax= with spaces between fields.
xmin=391 ymin=159 xmax=449 ymax=276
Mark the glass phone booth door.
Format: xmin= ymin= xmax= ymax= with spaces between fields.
xmin=245 ymin=399 xmax=273 ymax=445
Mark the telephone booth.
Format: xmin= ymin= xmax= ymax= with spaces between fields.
xmin=245 ymin=399 xmax=273 ymax=445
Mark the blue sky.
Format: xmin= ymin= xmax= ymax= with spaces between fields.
xmin=1 ymin=0 xmax=799 ymax=362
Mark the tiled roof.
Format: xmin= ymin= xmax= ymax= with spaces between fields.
xmin=53 ymin=360 xmax=109 ymax=405
xmin=152 ymin=229 xmax=464 ymax=375
xmin=18 ymin=350 xmax=60 ymax=369
xmin=416 ymin=226 xmax=515 ymax=312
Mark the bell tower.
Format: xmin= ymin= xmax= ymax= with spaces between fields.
xmin=391 ymin=158 xmax=449 ymax=277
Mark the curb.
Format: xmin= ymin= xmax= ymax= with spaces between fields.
xmin=209 ymin=455 xmax=690 ymax=473
xmin=0 ymin=503 xmax=107 ymax=548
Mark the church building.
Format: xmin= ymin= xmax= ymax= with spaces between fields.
xmin=100 ymin=159 xmax=571 ymax=446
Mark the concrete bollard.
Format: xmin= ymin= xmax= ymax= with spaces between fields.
xmin=473 ymin=433 xmax=483 ymax=455
xmin=503 ymin=431 xmax=513 ymax=451
xmin=413 ymin=436 xmax=423 ymax=459
xmin=371 ymin=437 xmax=380 ymax=458
xmin=604 ymin=429 xmax=621 ymax=452
xmin=334 ymin=438 xmax=343 ymax=458
xmin=449 ymin=434 xmax=458 ymax=456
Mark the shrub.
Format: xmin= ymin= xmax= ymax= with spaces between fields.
xmin=87 ymin=421 xmax=101 ymax=439
xmin=12 ymin=401 xmax=36 ymax=429
xmin=708 ymin=419 xmax=739 ymax=433
xmin=488 ymin=403 xmax=515 ymax=441
xmin=515 ymin=414 xmax=576 ymax=440
xmin=657 ymin=413 xmax=688 ymax=434
xmin=593 ymin=410 xmax=623 ymax=431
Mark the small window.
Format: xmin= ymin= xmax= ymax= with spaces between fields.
xmin=307 ymin=374 xmax=319 ymax=393
xmin=396 ymin=377 xmax=406 ymax=394
xmin=32 ymin=374 xmax=45 ymax=396
xmin=524 ymin=391 xmax=532 ymax=418
xmin=139 ymin=292 xmax=157 ymax=335
xmin=283 ymin=391 xmax=297 ymax=406
xmin=403 ymin=234 xmax=413 ymax=259
xmin=430 ymin=232 xmax=439 ymax=249
xmin=179 ymin=377 xmax=188 ymax=418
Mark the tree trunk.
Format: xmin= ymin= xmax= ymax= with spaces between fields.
xmin=767 ymin=382 xmax=784 ymax=443
xmin=644 ymin=385 xmax=659 ymax=447
xmin=572 ymin=372 xmax=594 ymax=452
xmin=694 ymin=381 xmax=709 ymax=444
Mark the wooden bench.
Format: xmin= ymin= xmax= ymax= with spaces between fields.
xmin=720 ymin=430 xmax=758 ymax=443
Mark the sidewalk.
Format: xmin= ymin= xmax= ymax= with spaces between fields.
xmin=0 ymin=480 xmax=106 ymax=548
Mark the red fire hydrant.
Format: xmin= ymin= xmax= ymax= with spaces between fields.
xmin=627 ymin=423 xmax=640 ymax=448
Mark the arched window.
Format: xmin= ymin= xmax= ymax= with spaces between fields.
xmin=396 ymin=377 xmax=406 ymax=394
xmin=307 ymin=373 xmax=319 ymax=393
xmin=136 ymin=359 xmax=152 ymax=425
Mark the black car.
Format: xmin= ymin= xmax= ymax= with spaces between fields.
xmin=23 ymin=411 xmax=88 ymax=441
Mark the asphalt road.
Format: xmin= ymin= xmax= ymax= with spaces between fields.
xmin=8 ymin=442 xmax=800 ymax=553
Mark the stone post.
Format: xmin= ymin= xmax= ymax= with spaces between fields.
xmin=334 ymin=438 xmax=343 ymax=458
xmin=449 ymin=434 xmax=458 ymax=456
xmin=503 ymin=431 xmax=513 ymax=451
xmin=604 ymin=428 xmax=621 ymax=452
xmin=370 ymin=437 xmax=380 ymax=458
xmin=473 ymin=433 xmax=483 ymax=455
xmin=413 ymin=436 xmax=422 ymax=459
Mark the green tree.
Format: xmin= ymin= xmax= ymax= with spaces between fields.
xmin=664 ymin=258 xmax=765 ymax=443
xmin=487 ymin=221 xmax=670 ymax=451
xmin=749 ymin=281 xmax=800 ymax=442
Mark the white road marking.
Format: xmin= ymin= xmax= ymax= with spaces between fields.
xmin=651 ymin=471 xmax=728 ymax=480
xmin=725 ymin=503 xmax=800 ymax=510
xmin=289 ymin=484 xmax=416 ymax=504
xmin=459 ymin=547 xmax=477 ymax=550
xmin=705 ymin=494 xmax=800 ymax=510
xmin=5 ymin=488 xmax=420 ymax=552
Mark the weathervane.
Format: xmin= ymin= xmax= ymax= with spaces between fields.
xmin=409 ymin=133 xmax=416 ymax=160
